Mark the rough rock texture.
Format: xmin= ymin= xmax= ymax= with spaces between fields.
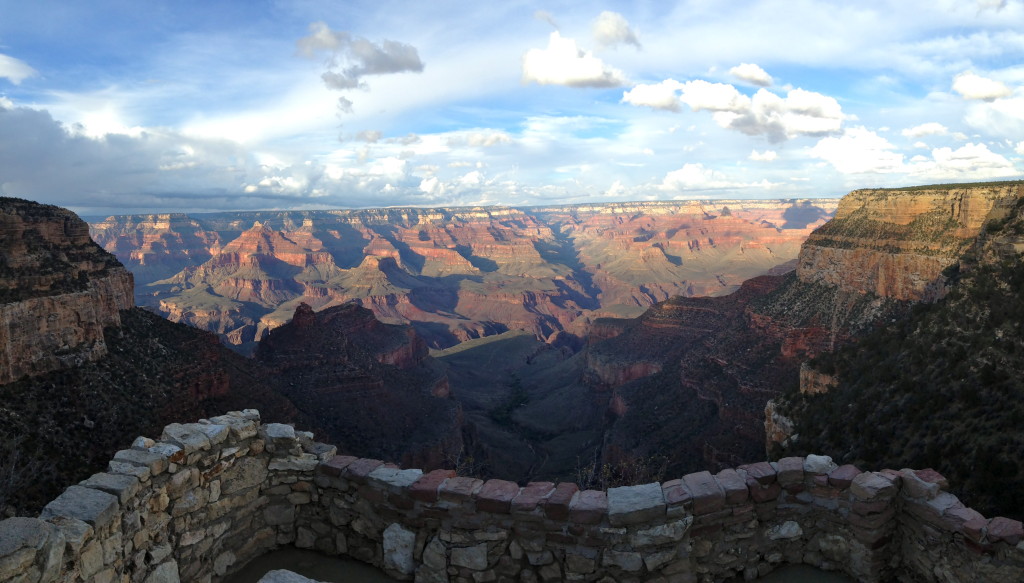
xmin=1 ymin=197 xmax=134 ymax=383
xmin=256 ymin=303 xmax=462 ymax=470
xmin=4 ymin=414 xmax=1021 ymax=583
xmin=576 ymin=183 xmax=1022 ymax=488
xmin=89 ymin=200 xmax=837 ymax=350
xmin=796 ymin=185 xmax=1018 ymax=301
xmin=775 ymin=185 xmax=1024 ymax=520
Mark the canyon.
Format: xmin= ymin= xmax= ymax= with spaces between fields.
xmin=88 ymin=199 xmax=836 ymax=351
xmin=2 ymin=181 xmax=1023 ymax=582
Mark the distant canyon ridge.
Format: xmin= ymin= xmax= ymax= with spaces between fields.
xmin=89 ymin=199 xmax=838 ymax=350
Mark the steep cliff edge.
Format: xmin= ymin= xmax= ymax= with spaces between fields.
xmin=580 ymin=182 xmax=1023 ymax=495
xmin=1 ymin=197 xmax=134 ymax=383
xmin=773 ymin=188 xmax=1024 ymax=519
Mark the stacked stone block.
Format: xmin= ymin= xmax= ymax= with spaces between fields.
xmin=1 ymin=412 xmax=1021 ymax=583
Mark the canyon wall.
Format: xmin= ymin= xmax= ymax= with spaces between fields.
xmin=0 ymin=198 xmax=133 ymax=384
xmin=89 ymin=199 xmax=837 ymax=349
xmin=2 ymin=412 xmax=1021 ymax=583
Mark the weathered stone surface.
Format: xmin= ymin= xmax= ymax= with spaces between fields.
xmin=41 ymin=486 xmax=119 ymax=529
xmin=775 ymin=457 xmax=804 ymax=486
xmin=113 ymin=448 xmax=169 ymax=476
xmin=570 ymin=490 xmax=608 ymax=525
xmin=258 ymin=571 xmax=326 ymax=583
xmin=318 ymin=455 xmax=358 ymax=477
xmin=602 ymin=549 xmax=642 ymax=572
xmin=451 ymin=543 xmax=488 ymax=570
xmin=79 ymin=472 xmax=141 ymax=504
xmin=850 ymin=472 xmax=897 ymax=501
xmin=900 ymin=469 xmax=939 ymax=500
xmin=682 ymin=471 xmax=724 ymax=516
xmin=512 ymin=482 xmax=554 ymax=513
xmin=715 ymin=469 xmax=748 ymax=504
xmin=742 ymin=462 xmax=777 ymax=485
xmin=988 ymin=517 xmax=1024 ymax=545
xmin=383 ymin=523 xmax=416 ymax=576
xmin=544 ymin=483 xmax=579 ymax=520
xmin=607 ymin=482 xmax=665 ymax=526
xmin=803 ymin=454 xmax=837 ymax=475
xmin=630 ymin=517 xmax=693 ymax=547
xmin=343 ymin=459 xmax=385 ymax=482
xmin=161 ymin=423 xmax=212 ymax=453
xmin=439 ymin=476 xmax=484 ymax=502
xmin=913 ymin=468 xmax=949 ymax=490
xmin=409 ymin=469 xmax=455 ymax=503
xmin=476 ymin=480 xmax=520 ymax=514
xmin=263 ymin=423 xmax=296 ymax=441
xmin=222 ymin=457 xmax=268 ymax=494
xmin=827 ymin=464 xmax=861 ymax=489
xmin=144 ymin=561 xmax=180 ymax=583
xmin=0 ymin=518 xmax=64 ymax=582
xmin=767 ymin=521 xmax=803 ymax=540
xmin=269 ymin=454 xmax=319 ymax=472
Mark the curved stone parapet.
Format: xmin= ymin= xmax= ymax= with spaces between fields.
xmin=1 ymin=412 xmax=1021 ymax=583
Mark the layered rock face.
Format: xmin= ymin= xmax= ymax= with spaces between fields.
xmin=796 ymin=185 xmax=1018 ymax=301
xmin=89 ymin=200 xmax=836 ymax=350
xmin=1 ymin=197 xmax=133 ymax=383
xmin=256 ymin=303 xmax=462 ymax=469
xmin=574 ymin=182 xmax=1023 ymax=489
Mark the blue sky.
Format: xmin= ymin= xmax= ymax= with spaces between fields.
xmin=1 ymin=0 xmax=1023 ymax=215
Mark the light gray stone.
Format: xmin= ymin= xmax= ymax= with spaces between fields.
xmin=900 ymin=469 xmax=939 ymax=500
xmin=0 ymin=517 xmax=65 ymax=582
xmin=630 ymin=517 xmax=693 ymax=547
xmin=269 ymin=454 xmax=319 ymax=472
xmin=263 ymin=423 xmax=296 ymax=440
xmin=258 ymin=570 xmax=325 ymax=583
xmin=79 ymin=472 xmax=141 ymax=504
xmin=368 ymin=466 xmax=424 ymax=489
xmin=451 ymin=543 xmax=488 ymax=570
xmin=767 ymin=521 xmax=803 ymax=540
xmin=803 ymin=455 xmax=837 ymax=475
xmin=40 ymin=485 xmax=119 ymax=529
xmin=114 ymin=448 xmax=169 ymax=475
xmin=607 ymin=482 xmax=666 ymax=526
xmin=161 ymin=423 xmax=212 ymax=453
xmin=383 ymin=523 xmax=416 ymax=575
xmin=223 ymin=457 xmax=268 ymax=494
xmin=423 ymin=537 xmax=447 ymax=571
xmin=47 ymin=515 xmax=92 ymax=555
xmin=145 ymin=561 xmax=181 ymax=583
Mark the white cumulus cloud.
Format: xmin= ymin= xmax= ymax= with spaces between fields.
xmin=730 ymin=63 xmax=773 ymax=87
xmin=1017 ymin=141 xmax=1024 ymax=155
xmin=624 ymin=79 xmax=847 ymax=142
xmin=749 ymin=149 xmax=778 ymax=161
xmin=952 ymin=71 xmax=1012 ymax=101
xmin=523 ymin=31 xmax=628 ymax=88
xmin=809 ymin=127 xmax=905 ymax=174
xmin=915 ymin=142 xmax=1016 ymax=178
xmin=902 ymin=122 xmax=948 ymax=138
xmin=592 ymin=11 xmax=641 ymax=49
xmin=0 ymin=54 xmax=37 ymax=85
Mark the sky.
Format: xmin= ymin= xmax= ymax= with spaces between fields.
xmin=1 ymin=0 xmax=1024 ymax=216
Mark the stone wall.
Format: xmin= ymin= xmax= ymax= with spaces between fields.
xmin=2 ymin=411 xmax=1021 ymax=583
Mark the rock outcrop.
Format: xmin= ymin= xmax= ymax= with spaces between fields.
xmin=256 ymin=303 xmax=462 ymax=469
xmin=89 ymin=199 xmax=837 ymax=350
xmin=574 ymin=182 xmax=1024 ymax=498
xmin=0 ymin=197 xmax=134 ymax=383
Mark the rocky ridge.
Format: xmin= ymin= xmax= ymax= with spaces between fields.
xmin=89 ymin=199 xmax=837 ymax=350
xmin=1 ymin=197 xmax=134 ymax=383
xmin=570 ymin=182 xmax=1023 ymax=507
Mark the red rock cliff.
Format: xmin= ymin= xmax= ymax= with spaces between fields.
xmin=0 ymin=198 xmax=134 ymax=383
